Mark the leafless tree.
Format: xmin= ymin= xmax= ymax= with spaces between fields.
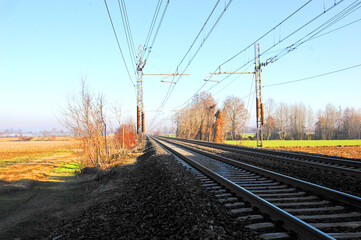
xmin=223 ymin=96 xmax=248 ymax=140
xmin=274 ymin=102 xmax=289 ymax=140
xmin=341 ymin=107 xmax=361 ymax=139
xmin=315 ymin=104 xmax=338 ymax=140
xmin=289 ymin=103 xmax=307 ymax=140
xmin=62 ymin=80 xmax=110 ymax=168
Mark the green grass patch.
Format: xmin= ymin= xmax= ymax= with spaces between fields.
xmin=52 ymin=162 xmax=80 ymax=177
xmin=225 ymin=139 xmax=361 ymax=147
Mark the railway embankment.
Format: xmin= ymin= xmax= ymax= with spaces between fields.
xmin=11 ymin=140 xmax=256 ymax=239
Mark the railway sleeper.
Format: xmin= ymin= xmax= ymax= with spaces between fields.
xmin=297 ymin=211 xmax=361 ymax=220
xmin=263 ymin=195 xmax=318 ymax=202
xmin=259 ymin=232 xmax=290 ymax=240
xmin=284 ymin=205 xmax=345 ymax=214
xmin=257 ymin=191 xmax=307 ymax=198
xmin=244 ymin=185 xmax=289 ymax=191
xmin=273 ymin=200 xmax=330 ymax=208
xmin=311 ymin=220 xmax=361 ymax=230
xmin=238 ymin=181 xmax=280 ymax=187
xmin=218 ymin=197 xmax=238 ymax=203
xmin=245 ymin=222 xmax=275 ymax=232
xmin=327 ymin=232 xmax=361 ymax=239
xmin=231 ymin=179 xmax=274 ymax=184
xmin=250 ymin=187 xmax=297 ymax=194
xmin=297 ymin=212 xmax=361 ymax=223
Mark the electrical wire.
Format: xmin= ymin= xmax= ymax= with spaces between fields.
xmin=149 ymin=0 xmax=234 ymax=130
xmin=173 ymin=0 xmax=315 ymax=109
xmin=218 ymin=0 xmax=313 ymax=68
xmin=103 ymin=0 xmax=136 ymax=89
xmin=144 ymin=0 xmax=170 ymax=62
xmin=118 ymin=0 xmax=137 ymax=74
xmin=159 ymin=0 xmax=233 ymax=110
xmin=273 ymin=0 xmax=361 ymax=61
xmin=201 ymin=0 xmax=347 ymax=95
xmin=263 ymin=63 xmax=361 ymax=88
xmin=144 ymin=0 xmax=163 ymax=52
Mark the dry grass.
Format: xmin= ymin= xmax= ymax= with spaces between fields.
xmin=269 ymin=145 xmax=361 ymax=160
xmin=0 ymin=138 xmax=80 ymax=183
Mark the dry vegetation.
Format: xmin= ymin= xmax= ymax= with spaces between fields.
xmin=269 ymin=145 xmax=361 ymax=160
xmin=0 ymin=137 xmax=79 ymax=185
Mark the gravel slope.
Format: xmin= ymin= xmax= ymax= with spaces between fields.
xmin=28 ymin=141 xmax=257 ymax=240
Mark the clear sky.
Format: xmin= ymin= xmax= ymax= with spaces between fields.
xmin=1 ymin=0 xmax=360 ymax=132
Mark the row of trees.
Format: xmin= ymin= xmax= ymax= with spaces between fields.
xmin=174 ymin=92 xmax=248 ymax=142
xmin=174 ymin=92 xmax=361 ymax=142
xmin=262 ymin=100 xmax=361 ymax=140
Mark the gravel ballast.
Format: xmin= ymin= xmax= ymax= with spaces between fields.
xmin=37 ymin=141 xmax=257 ymax=239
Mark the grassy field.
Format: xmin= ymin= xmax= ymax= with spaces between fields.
xmin=0 ymin=137 xmax=80 ymax=183
xmin=0 ymin=137 xmax=138 ymax=239
xmin=225 ymin=139 xmax=361 ymax=147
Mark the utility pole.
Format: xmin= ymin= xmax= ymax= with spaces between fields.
xmin=136 ymin=45 xmax=145 ymax=150
xmin=136 ymin=44 xmax=189 ymax=148
xmin=209 ymin=43 xmax=275 ymax=147
xmin=254 ymin=43 xmax=264 ymax=147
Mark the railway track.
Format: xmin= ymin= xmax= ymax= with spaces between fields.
xmin=160 ymin=136 xmax=361 ymax=179
xmin=152 ymin=136 xmax=361 ymax=240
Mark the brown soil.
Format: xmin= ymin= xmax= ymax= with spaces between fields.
xmin=269 ymin=145 xmax=361 ymax=160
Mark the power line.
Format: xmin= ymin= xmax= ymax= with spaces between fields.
xmin=144 ymin=0 xmax=163 ymax=51
xmin=218 ymin=0 xmax=313 ymax=68
xmin=103 ymin=0 xmax=136 ymax=88
xmin=201 ymin=0 xmax=347 ymax=95
xmin=274 ymin=0 xmax=361 ymax=61
xmin=264 ymin=63 xmax=361 ymax=88
xmin=207 ymin=0 xmax=359 ymax=95
xmin=173 ymin=0 xmax=314 ymax=109
xmin=159 ymin=0 xmax=233 ymax=110
xmin=143 ymin=0 xmax=170 ymax=62
xmin=149 ymin=0 xmax=234 ymax=130
xmin=118 ymin=0 xmax=137 ymax=74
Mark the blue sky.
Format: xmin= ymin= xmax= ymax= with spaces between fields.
xmin=1 ymin=0 xmax=360 ymax=132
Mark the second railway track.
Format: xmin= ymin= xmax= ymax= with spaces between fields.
xmin=152 ymin=136 xmax=361 ymax=240
xmin=161 ymin=136 xmax=361 ymax=179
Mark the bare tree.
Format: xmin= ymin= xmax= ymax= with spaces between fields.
xmin=62 ymin=80 xmax=109 ymax=168
xmin=275 ymin=102 xmax=289 ymax=140
xmin=223 ymin=96 xmax=248 ymax=140
xmin=315 ymin=104 xmax=338 ymax=140
xmin=289 ymin=103 xmax=307 ymax=140
xmin=175 ymin=92 xmax=216 ymax=140
xmin=306 ymin=105 xmax=314 ymax=140
xmin=342 ymin=107 xmax=361 ymax=139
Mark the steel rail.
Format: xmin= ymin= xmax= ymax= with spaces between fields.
xmin=161 ymin=137 xmax=361 ymax=178
xmin=166 ymin=137 xmax=361 ymax=167
xmin=152 ymin=137 xmax=335 ymax=240
xmin=158 ymin=136 xmax=361 ymax=211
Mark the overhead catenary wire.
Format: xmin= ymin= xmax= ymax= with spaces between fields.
xmin=143 ymin=0 xmax=170 ymax=63
xmin=173 ymin=0 xmax=315 ymax=109
xmin=158 ymin=0 xmax=233 ymax=110
xmin=273 ymin=0 xmax=361 ymax=61
xmin=201 ymin=0 xmax=347 ymax=95
xmin=264 ymin=63 xmax=361 ymax=88
xmin=144 ymin=0 xmax=163 ymax=52
xmin=149 ymin=0 xmax=234 ymax=130
xmin=103 ymin=0 xmax=136 ymax=89
xmin=118 ymin=0 xmax=137 ymax=74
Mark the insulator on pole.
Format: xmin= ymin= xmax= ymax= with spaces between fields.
xmin=261 ymin=103 xmax=265 ymax=126
xmin=141 ymin=112 xmax=145 ymax=133
xmin=137 ymin=106 xmax=141 ymax=133
xmin=256 ymin=98 xmax=260 ymax=119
